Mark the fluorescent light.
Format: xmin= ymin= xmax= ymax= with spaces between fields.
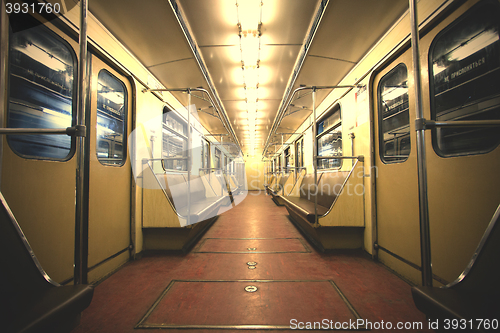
xmin=245 ymin=87 xmax=258 ymax=104
xmin=448 ymin=29 xmax=498 ymax=62
xmin=382 ymin=86 xmax=407 ymax=101
xmin=240 ymin=34 xmax=260 ymax=66
xmin=243 ymin=66 xmax=259 ymax=87
xmin=237 ymin=0 xmax=262 ymax=155
xmin=237 ymin=0 xmax=261 ymax=31
xmin=15 ymin=43 xmax=70 ymax=72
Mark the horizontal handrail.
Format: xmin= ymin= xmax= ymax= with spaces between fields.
xmin=264 ymin=85 xmax=363 ymax=156
xmin=290 ymin=166 xmax=307 ymax=170
xmin=315 ymin=155 xmax=364 ymax=161
xmin=0 ymin=125 xmax=86 ymax=137
xmin=142 ymin=87 xmax=240 ymax=153
xmin=161 ymin=156 xmax=188 ymax=160
xmin=199 ymin=167 xmax=224 ymax=171
xmin=417 ymin=119 xmax=500 ymax=130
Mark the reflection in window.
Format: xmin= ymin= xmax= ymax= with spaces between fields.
xmin=378 ymin=64 xmax=410 ymax=163
xmin=317 ymin=104 xmax=342 ymax=169
xmin=96 ymin=70 xmax=127 ymax=165
xmin=295 ymin=137 xmax=304 ymax=169
xmin=201 ymin=138 xmax=210 ymax=170
xmin=214 ymin=148 xmax=221 ymax=170
xmin=8 ymin=18 xmax=75 ymax=159
xmin=429 ymin=1 xmax=500 ymax=156
xmin=162 ymin=107 xmax=187 ymax=171
xmin=284 ymin=147 xmax=291 ymax=173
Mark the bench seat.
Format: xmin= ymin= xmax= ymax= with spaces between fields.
xmin=270 ymin=174 xmax=290 ymax=206
xmin=282 ymin=172 xmax=348 ymax=224
xmin=162 ymin=174 xmax=225 ymax=223
xmin=281 ymin=196 xmax=329 ymax=223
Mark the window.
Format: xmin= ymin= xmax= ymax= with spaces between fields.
xmin=7 ymin=16 xmax=76 ymax=160
xmin=96 ymin=70 xmax=127 ymax=165
xmin=317 ymin=104 xmax=342 ymax=169
xmin=429 ymin=0 xmax=500 ymax=156
xmin=295 ymin=137 xmax=304 ymax=169
xmin=214 ymin=148 xmax=221 ymax=170
xmin=378 ymin=64 xmax=410 ymax=163
xmin=284 ymin=146 xmax=291 ymax=173
xmin=162 ymin=107 xmax=187 ymax=171
xmin=201 ymin=138 xmax=210 ymax=170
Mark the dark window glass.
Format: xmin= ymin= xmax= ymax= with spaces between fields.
xmin=429 ymin=0 xmax=500 ymax=156
xmin=214 ymin=148 xmax=221 ymax=170
xmin=284 ymin=147 xmax=291 ymax=173
xmin=8 ymin=18 xmax=76 ymax=159
xmin=378 ymin=64 xmax=410 ymax=163
xmin=295 ymin=137 xmax=304 ymax=169
xmin=162 ymin=108 xmax=187 ymax=171
xmin=201 ymin=138 xmax=209 ymax=169
xmin=317 ymin=104 xmax=342 ymax=169
xmin=96 ymin=70 xmax=127 ymax=165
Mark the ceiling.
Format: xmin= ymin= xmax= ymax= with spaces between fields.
xmin=88 ymin=0 xmax=409 ymax=158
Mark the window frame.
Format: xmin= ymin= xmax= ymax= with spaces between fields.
xmin=377 ymin=63 xmax=411 ymax=164
xmin=284 ymin=146 xmax=291 ymax=173
xmin=295 ymin=136 xmax=304 ymax=169
xmin=428 ymin=0 xmax=500 ymax=157
xmin=7 ymin=16 xmax=78 ymax=161
xmin=201 ymin=137 xmax=210 ymax=170
xmin=316 ymin=104 xmax=343 ymax=170
xmin=214 ymin=147 xmax=222 ymax=170
xmin=95 ymin=69 xmax=128 ymax=167
xmin=161 ymin=106 xmax=188 ymax=172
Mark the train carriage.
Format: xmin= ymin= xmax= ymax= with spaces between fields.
xmin=0 ymin=0 xmax=499 ymax=332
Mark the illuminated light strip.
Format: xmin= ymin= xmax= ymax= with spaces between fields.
xmin=237 ymin=0 xmax=262 ymax=155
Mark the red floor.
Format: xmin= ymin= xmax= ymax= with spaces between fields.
xmin=73 ymin=192 xmax=431 ymax=332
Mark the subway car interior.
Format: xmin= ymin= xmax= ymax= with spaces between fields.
xmin=1 ymin=0 xmax=500 ymax=331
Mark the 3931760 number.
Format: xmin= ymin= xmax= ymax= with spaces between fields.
xmin=5 ymin=2 xmax=62 ymax=14
xmin=443 ymin=319 xmax=498 ymax=330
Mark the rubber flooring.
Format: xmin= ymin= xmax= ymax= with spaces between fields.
xmin=73 ymin=191 xmax=431 ymax=332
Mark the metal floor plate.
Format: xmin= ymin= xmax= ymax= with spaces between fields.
xmin=193 ymin=238 xmax=311 ymax=253
xmin=136 ymin=279 xmax=364 ymax=330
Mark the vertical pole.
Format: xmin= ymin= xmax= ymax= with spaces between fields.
xmin=187 ymin=90 xmax=191 ymax=226
xmin=349 ymin=132 xmax=355 ymax=167
xmin=281 ymin=134 xmax=284 ymax=176
xmin=312 ymin=88 xmax=318 ymax=225
xmin=410 ymin=0 xmax=432 ymax=287
xmin=74 ymin=0 xmax=88 ymax=285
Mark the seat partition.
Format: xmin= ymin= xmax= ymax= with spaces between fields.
xmin=280 ymin=159 xmax=365 ymax=250
xmin=0 ymin=192 xmax=94 ymax=333
xmin=412 ymin=204 xmax=500 ymax=324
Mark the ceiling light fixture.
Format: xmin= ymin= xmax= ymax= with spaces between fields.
xmin=237 ymin=0 xmax=262 ymax=156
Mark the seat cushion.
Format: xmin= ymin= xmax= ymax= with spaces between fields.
xmin=282 ymin=196 xmax=329 ymax=223
xmin=177 ymin=196 xmax=223 ymax=223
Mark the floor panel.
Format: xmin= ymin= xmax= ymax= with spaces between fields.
xmin=73 ymin=192 xmax=431 ymax=332
xmin=194 ymin=238 xmax=310 ymax=253
xmin=137 ymin=280 xmax=361 ymax=329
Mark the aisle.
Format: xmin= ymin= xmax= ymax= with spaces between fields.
xmin=74 ymin=192 xmax=430 ymax=332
